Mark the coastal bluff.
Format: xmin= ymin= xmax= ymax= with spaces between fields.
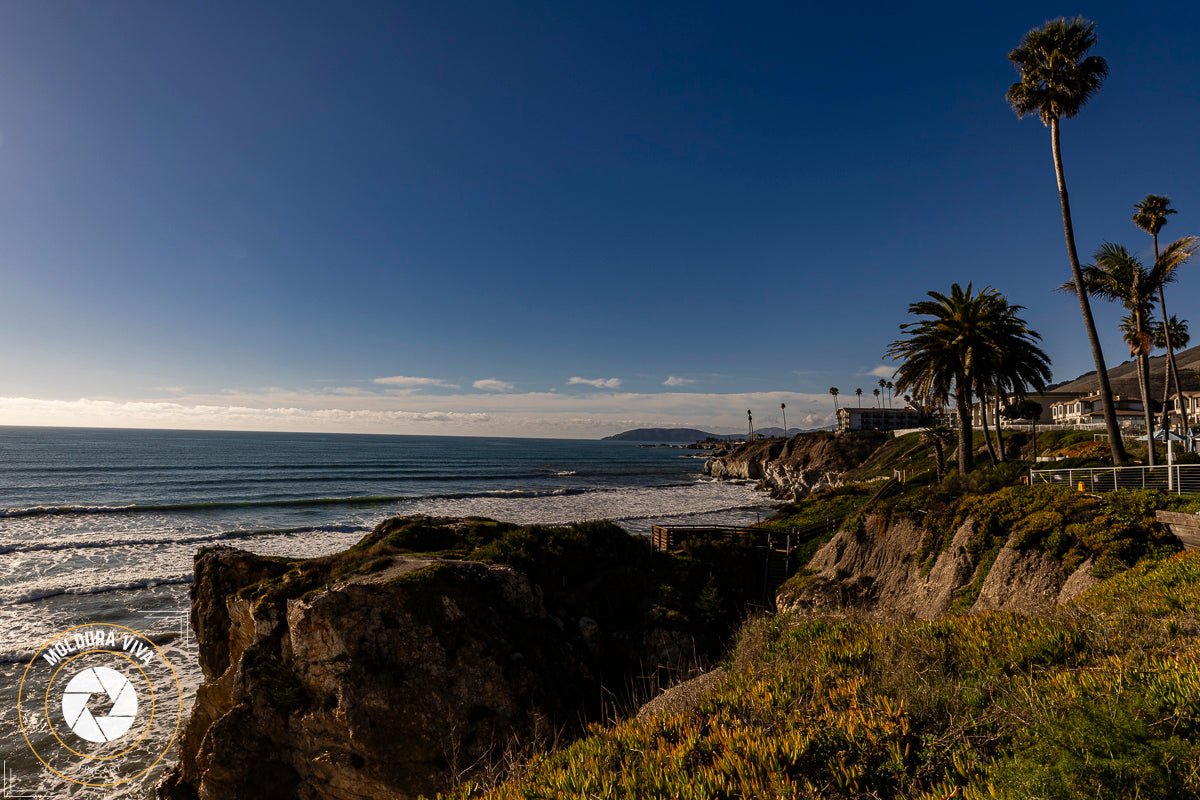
xmin=779 ymin=514 xmax=1104 ymax=619
xmin=702 ymin=431 xmax=888 ymax=498
xmin=158 ymin=516 xmax=766 ymax=800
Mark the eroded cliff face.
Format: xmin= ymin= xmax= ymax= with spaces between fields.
xmin=159 ymin=549 xmax=593 ymax=800
xmin=779 ymin=515 xmax=1102 ymax=619
xmin=702 ymin=432 xmax=888 ymax=498
xmin=158 ymin=515 xmax=763 ymax=800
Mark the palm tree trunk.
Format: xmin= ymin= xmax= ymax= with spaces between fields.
xmin=1158 ymin=287 xmax=1190 ymax=438
xmin=1161 ymin=351 xmax=1173 ymax=434
xmin=955 ymin=377 xmax=973 ymax=476
xmin=980 ymin=399 xmax=997 ymax=463
xmin=1136 ymin=349 xmax=1156 ymax=466
xmin=1051 ymin=119 xmax=1127 ymax=465
xmin=994 ymin=392 xmax=1006 ymax=461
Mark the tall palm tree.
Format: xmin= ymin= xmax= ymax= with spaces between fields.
xmin=829 ymin=387 xmax=840 ymax=411
xmin=1154 ymin=315 xmax=1191 ymax=433
xmin=873 ymin=388 xmax=881 ymax=406
xmin=1134 ymin=195 xmax=1188 ymax=435
xmin=886 ymin=380 xmax=894 ymax=408
xmin=855 ymin=387 xmax=863 ymax=405
xmin=887 ymin=283 xmax=1050 ymax=476
xmin=1007 ymin=17 xmax=1125 ymax=465
xmin=1067 ymin=240 xmax=1198 ymax=464
xmin=781 ymin=402 xmax=787 ymax=438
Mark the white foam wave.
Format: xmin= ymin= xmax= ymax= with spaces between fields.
xmin=8 ymin=574 xmax=194 ymax=605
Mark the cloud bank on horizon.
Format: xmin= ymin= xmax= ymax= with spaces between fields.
xmin=0 ymin=385 xmax=850 ymax=438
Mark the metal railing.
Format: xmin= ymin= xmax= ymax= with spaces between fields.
xmin=1029 ymin=464 xmax=1200 ymax=494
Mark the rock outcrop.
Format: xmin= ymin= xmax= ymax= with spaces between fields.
xmin=160 ymin=548 xmax=592 ymax=800
xmin=159 ymin=515 xmax=763 ymax=800
xmin=703 ymin=431 xmax=888 ymax=498
xmin=779 ymin=514 xmax=1100 ymax=619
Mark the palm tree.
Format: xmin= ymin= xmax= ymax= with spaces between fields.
xmin=1154 ymin=315 xmax=1191 ymax=433
xmin=919 ymin=419 xmax=954 ymax=482
xmin=887 ymin=283 xmax=1051 ymax=476
xmin=1134 ymin=195 xmax=1188 ymax=435
xmin=855 ymin=387 xmax=863 ymax=405
xmin=886 ymin=380 xmax=894 ymax=408
xmin=747 ymin=409 xmax=753 ymax=440
xmin=973 ymin=300 xmax=1054 ymax=463
xmin=781 ymin=402 xmax=787 ymax=438
xmin=873 ymin=387 xmax=881 ymax=406
xmin=1117 ymin=308 xmax=1158 ymax=461
xmin=829 ymin=387 xmax=840 ymax=412
xmin=1007 ymin=17 xmax=1125 ymax=465
xmin=1067 ymin=240 xmax=1198 ymax=464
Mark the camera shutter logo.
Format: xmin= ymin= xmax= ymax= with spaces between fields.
xmin=18 ymin=623 xmax=183 ymax=788
xmin=61 ymin=666 xmax=139 ymax=743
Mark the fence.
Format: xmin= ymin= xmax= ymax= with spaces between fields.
xmin=1029 ymin=464 xmax=1200 ymax=494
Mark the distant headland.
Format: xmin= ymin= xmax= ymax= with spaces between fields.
xmin=601 ymin=426 xmax=808 ymax=442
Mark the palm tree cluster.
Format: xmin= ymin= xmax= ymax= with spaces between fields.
xmin=1007 ymin=18 xmax=1198 ymax=466
xmin=1063 ymin=235 xmax=1198 ymax=465
xmin=886 ymin=283 xmax=1052 ymax=476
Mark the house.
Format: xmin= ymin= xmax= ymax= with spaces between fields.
xmin=1049 ymin=393 xmax=1147 ymax=426
xmin=972 ymin=391 xmax=1079 ymax=427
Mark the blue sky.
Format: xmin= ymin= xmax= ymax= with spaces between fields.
xmin=1 ymin=1 xmax=1199 ymax=437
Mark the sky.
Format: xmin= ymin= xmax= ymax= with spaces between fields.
xmin=1 ymin=1 xmax=1199 ymax=438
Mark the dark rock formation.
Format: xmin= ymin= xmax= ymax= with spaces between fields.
xmin=160 ymin=549 xmax=586 ymax=800
xmin=703 ymin=431 xmax=888 ymax=498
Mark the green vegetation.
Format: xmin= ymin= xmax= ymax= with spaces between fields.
xmin=443 ymin=552 xmax=1200 ymax=800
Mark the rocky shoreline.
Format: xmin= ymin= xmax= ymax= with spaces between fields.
xmin=702 ymin=431 xmax=888 ymax=499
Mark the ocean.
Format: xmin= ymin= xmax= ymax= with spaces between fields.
xmin=0 ymin=426 xmax=768 ymax=798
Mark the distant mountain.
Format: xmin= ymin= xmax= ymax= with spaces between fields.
xmin=601 ymin=428 xmax=738 ymax=442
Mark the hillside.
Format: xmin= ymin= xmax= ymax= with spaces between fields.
xmin=1053 ymin=342 xmax=1200 ymax=398
xmin=450 ymin=483 xmax=1200 ymax=800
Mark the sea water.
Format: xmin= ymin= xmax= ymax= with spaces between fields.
xmin=0 ymin=426 xmax=767 ymax=797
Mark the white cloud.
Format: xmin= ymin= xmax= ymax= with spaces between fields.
xmin=663 ymin=376 xmax=694 ymax=386
xmin=568 ymin=377 xmax=622 ymax=389
xmin=473 ymin=379 xmax=516 ymax=393
xmin=373 ymin=375 xmax=459 ymax=389
xmin=868 ymin=365 xmax=896 ymax=379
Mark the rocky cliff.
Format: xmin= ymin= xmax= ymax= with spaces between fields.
xmin=778 ymin=514 xmax=1103 ymax=619
xmin=159 ymin=516 xmax=768 ymax=800
xmin=702 ymin=431 xmax=888 ymax=498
